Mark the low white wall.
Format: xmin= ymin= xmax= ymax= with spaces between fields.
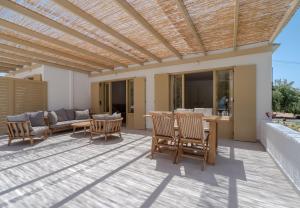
xmin=91 ymin=51 xmax=273 ymax=139
xmin=262 ymin=122 xmax=300 ymax=191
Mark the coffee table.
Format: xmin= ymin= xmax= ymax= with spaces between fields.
xmin=71 ymin=121 xmax=91 ymax=136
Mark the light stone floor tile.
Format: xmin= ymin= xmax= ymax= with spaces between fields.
xmin=0 ymin=129 xmax=299 ymax=208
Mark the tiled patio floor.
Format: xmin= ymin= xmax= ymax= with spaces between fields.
xmin=0 ymin=130 xmax=299 ymax=208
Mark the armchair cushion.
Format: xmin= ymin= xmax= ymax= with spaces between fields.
xmin=93 ymin=113 xmax=121 ymax=120
xmin=7 ymin=113 xmax=29 ymax=122
xmin=75 ymin=109 xmax=90 ymax=120
xmin=31 ymin=126 xmax=49 ymax=136
xmin=27 ymin=111 xmax=45 ymax=127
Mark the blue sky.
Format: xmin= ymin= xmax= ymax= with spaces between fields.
xmin=273 ymin=10 xmax=300 ymax=89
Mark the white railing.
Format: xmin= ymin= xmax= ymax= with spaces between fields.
xmin=261 ymin=121 xmax=300 ymax=191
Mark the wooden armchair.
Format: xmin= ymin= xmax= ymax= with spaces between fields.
xmin=150 ymin=111 xmax=177 ymax=162
xmin=6 ymin=121 xmax=48 ymax=145
xmin=90 ymin=118 xmax=123 ymax=141
xmin=175 ymin=112 xmax=209 ymax=170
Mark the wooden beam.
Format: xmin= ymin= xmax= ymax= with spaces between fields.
xmin=0 ymin=50 xmax=90 ymax=75
xmin=0 ymin=18 xmax=126 ymax=68
xmin=91 ymin=44 xmax=274 ymax=77
xmin=233 ymin=0 xmax=240 ymax=50
xmin=114 ymin=0 xmax=182 ymax=59
xmin=0 ymin=0 xmax=142 ymax=65
xmin=0 ymin=33 xmax=111 ymax=70
xmin=0 ymin=62 xmax=22 ymax=68
xmin=0 ymin=56 xmax=30 ymax=66
xmin=175 ymin=0 xmax=207 ymax=55
xmin=53 ymin=0 xmax=161 ymax=63
xmin=0 ymin=44 xmax=100 ymax=73
xmin=270 ymin=0 xmax=300 ymax=43
xmin=0 ymin=66 xmax=14 ymax=72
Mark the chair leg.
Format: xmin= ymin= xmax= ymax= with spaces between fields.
xmin=176 ymin=143 xmax=183 ymax=164
xmin=29 ymin=137 xmax=34 ymax=145
xmin=8 ymin=138 xmax=12 ymax=146
xmin=151 ymin=138 xmax=156 ymax=159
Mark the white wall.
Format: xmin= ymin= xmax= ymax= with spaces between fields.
xmin=12 ymin=65 xmax=44 ymax=79
xmin=90 ymin=51 xmax=273 ymax=140
xmin=43 ymin=65 xmax=90 ymax=110
xmin=261 ymin=122 xmax=300 ymax=191
xmin=12 ymin=65 xmax=90 ymax=111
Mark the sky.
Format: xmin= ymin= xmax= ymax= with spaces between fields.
xmin=272 ymin=10 xmax=300 ymax=89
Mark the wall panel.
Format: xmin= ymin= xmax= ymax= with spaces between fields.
xmin=0 ymin=77 xmax=47 ymax=134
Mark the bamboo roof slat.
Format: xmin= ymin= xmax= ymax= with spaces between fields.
xmin=0 ymin=42 xmax=102 ymax=72
xmin=1 ymin=0 xmax=143 ymax=64
xmin=0 ymin=0 xmax=296 ymax=74
xmin=0 ymin=8 xmax=132 ymax=66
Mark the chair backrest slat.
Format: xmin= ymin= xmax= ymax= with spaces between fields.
xmin=176 ymin=112 xmax=205 ymax=141
xmin=150 ymin=112 xmax=175 ymax=138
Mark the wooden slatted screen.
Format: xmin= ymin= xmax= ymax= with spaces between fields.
xmin=155 ymin=74 xmax=170 ymax=111
xmin=0 ymin=77 xmax=47 ymax=134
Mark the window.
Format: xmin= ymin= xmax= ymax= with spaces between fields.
xmin=104 ymin=82 xmax=110 ymax=113
xmin=127 ymin=79 xmax=134 ymax=113
xmin=216 ymin=70 xmax=233 ymax=116
xmin=170 ymin=74 xmax=183 ymax=110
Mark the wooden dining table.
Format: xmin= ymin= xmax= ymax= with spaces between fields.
xmin=145 ymin=114 xmax=231 ymax=165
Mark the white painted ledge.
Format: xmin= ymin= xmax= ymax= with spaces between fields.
xmin=261 ymin=121 xmax=300 ymax=191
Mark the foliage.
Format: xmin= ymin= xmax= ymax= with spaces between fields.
xmin=272 ymin=79 xmax=300 ymax=114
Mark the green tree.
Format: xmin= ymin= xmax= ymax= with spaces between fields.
xmin=272 ymin=79 xmax=300 ymax=114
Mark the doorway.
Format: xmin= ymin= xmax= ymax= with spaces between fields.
xmin=111 ymin=80 xmax=126 ymax=124
xmin=184 ymin=72 xmax=213 ymax=109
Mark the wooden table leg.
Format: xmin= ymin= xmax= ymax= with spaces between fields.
xmin=73 ymin=126 xmax=76 ymax=134
xmin=207 ymin=120 xmax=217 ymax=165
xmin=84 ymin=126 xmax=86 ymax=136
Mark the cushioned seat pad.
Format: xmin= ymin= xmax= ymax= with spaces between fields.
xmin=31 ymin=126 xmax=49 ymax=136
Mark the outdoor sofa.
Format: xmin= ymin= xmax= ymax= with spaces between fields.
xmin=6 ymin=109 xmax=91 ymax=145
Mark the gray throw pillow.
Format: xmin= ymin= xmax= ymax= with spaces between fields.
xmin=27 ymin=111 xmax=45 ymax=127
xmin=65 ymin=109 xmax=75 ymax=120
xmin=48 ymin=111 xmax=58 ymax=125
xmin=7 ymin=113 xmax=29 ymax=122
xmin=75 ymin=109 xmax=90 ymax=120
xmin=55 ymin=109 xmax=68 ymax=122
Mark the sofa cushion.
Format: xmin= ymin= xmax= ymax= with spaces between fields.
xmin=27 ymin=111 xmax=45 ymax=127
xmin=48 ymin=111 xmax=58 ymax=125
xmin=50 ymin=120 xmax=74 ymax=129
xmin=75 ymin=109 xmax=90 ymax=120
xmin=65 ymin=109 xmax=75 ymax=120
xmin=31 ymin=126 xmax=49 ymax=136
xmin=7 ymin=113 xmax=29 ymax=122
xmin=55 ymin=109 xmax=68 ymax=122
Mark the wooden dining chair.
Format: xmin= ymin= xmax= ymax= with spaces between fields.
xmin=150 ymin=111 xmax=177 ymax=162
xmin=175 ymin=112 xmax=209 ymax=170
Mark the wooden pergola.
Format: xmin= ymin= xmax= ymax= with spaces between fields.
xmin=0 ymin=0 xmax=299 ymax=75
